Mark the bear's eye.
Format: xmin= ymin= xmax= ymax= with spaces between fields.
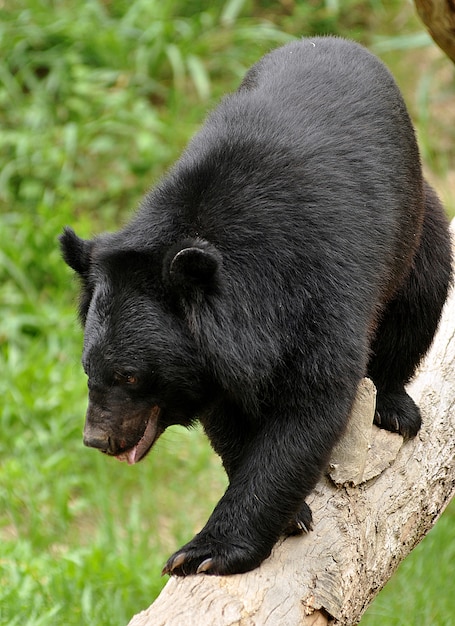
xmin=114 ymin=372 xmax=138 ymax=386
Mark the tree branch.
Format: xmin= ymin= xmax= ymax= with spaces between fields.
xmin=415 ymin=0 xmax=455 ymax=63
xmin=128 ymin=219 xmax=455 ymax=626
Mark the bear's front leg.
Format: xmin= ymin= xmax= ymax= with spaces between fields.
xmin=162 ymin=393 xmax=349 ymax=576
xmin=163 ymin=499 xmax=314 ymax=576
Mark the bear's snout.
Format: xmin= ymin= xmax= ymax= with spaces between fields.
xmin=83 ymin=422 xmax=111 ymax=452
xmin=83 ymin=400 xmax=163 ymax=463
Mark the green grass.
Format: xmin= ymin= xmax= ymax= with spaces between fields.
xmin=1 ymin=1 xmax=454 ymax=624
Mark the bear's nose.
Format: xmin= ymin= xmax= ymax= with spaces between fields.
xmin=83 ymin=424 xmax=110 ymax=452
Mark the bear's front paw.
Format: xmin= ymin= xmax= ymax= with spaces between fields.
xmin=162 ymin=532 xmax=271 ymax=577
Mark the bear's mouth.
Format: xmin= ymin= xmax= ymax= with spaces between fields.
xmin=115 ymin=405 xmax=162 ymax=465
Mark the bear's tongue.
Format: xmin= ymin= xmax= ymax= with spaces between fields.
xmin=115 ymin=406 xmax=160 ymax=465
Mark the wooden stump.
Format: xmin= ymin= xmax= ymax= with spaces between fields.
xmin=415 ymin=0 xmax=455 ymax=63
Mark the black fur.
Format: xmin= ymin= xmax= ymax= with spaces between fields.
xmin=60 ymin=37 xmax=453 ymax=576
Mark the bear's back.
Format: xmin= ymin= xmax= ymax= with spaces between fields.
xmin=123 ymin=38 xmax=424 ymax=302
xmin=201 ymin=37 xmax=419 ymax=180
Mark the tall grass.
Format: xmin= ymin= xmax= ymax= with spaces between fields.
xmin=1 ymin=1 xmax=454 ymax=624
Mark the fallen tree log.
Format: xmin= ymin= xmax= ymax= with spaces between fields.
xmin=414 ymin=0 xmax=455 ymax=64
xmin=128 ymin=219 xmax=455 ymax=626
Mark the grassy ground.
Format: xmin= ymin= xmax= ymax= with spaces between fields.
xmin=1 ymin=1 xmax=454 ymax=624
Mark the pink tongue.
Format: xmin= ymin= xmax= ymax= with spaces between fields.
xmin=115 ymin=407 xmax=160 ymax=465
xmin=116 ymin=446 xmax=139 ymax=466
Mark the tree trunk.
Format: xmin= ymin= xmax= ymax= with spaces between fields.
xmin=415 ymin=0 xmax=455 ymax=63
xmin=128 ymin=219 xmax=455 ymax=626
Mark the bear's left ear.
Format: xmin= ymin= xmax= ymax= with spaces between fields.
xmin=59 ymin=227 xmax=93 ymax=277
xmin=164 ymin=238 xmax=222 ymax=295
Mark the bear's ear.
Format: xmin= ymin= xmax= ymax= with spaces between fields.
xmin=164 ymin=238 xmax=222 ymax=295
xmin=59 ymin=227 xmax=93 ymax=277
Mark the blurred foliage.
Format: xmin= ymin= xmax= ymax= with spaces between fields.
xmin=0 ymin=0 xmax=292 ymax=219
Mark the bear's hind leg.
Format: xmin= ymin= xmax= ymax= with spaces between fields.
xmin=368 ymin=182 xmax=452 ymax=438
xmin=283 ymin=502 xmax=313 ymax=536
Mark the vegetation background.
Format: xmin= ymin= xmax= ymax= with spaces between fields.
xmin=1 ymin=0 xmax=454 ymax=624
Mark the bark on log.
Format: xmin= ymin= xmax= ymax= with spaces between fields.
xmin=128 ymin=219 xmax=455 ymax=626
xmin=415 ymin=0 xmax=455 ymax=63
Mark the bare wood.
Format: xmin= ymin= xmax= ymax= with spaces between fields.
xmin=415 ymin=0 xmax=455 ymax=63
xmin=128 ymin=219 xmax=455 ymax=626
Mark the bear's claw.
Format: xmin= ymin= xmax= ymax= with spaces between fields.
xmin=163 ymin=551 xmax=216 ymax=576
xmin=196 ymin=558 xmax=214 ymax=574
xmin=162 ymin=551 xmax=187 ymax=576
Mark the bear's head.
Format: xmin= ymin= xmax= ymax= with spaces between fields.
xmin=60 ymin=227 xmax=222 ymax=464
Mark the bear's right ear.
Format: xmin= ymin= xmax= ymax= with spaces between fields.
xmin=163 ymin=238 xmax=222 ymax=296
xmin=59 ymin=227 xmax=93 ymax=277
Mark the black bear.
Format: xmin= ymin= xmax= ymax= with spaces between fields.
xmin=60 ymin=37 xmax=452 ymax=577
